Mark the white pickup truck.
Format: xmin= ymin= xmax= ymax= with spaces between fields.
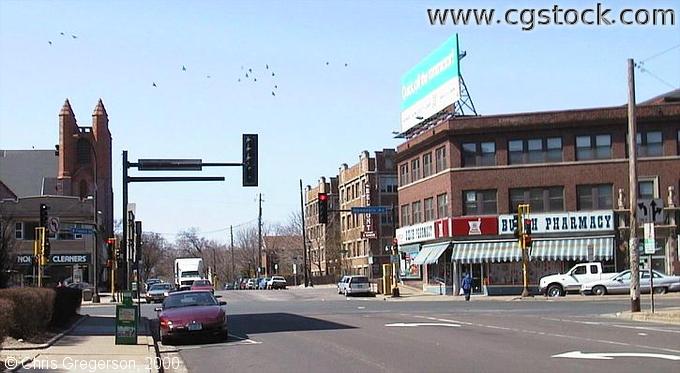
xmin=539 ymin=262 xmax=616 ymax=297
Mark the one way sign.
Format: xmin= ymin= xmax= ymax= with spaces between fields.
xmin=636 ymin=198 xmax=665 ymax=224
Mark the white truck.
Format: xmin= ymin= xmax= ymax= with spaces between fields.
xmin=174 ymin=258 xmax=206 ymax=291
xmin=539 ymin=262 xmax=617 ymax=297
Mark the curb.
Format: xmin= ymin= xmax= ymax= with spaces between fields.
xmin=2 ymin=315 xmax=90 ymax=351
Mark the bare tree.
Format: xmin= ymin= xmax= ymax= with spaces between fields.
xmin=140 ymin=232 xmax=171 ymax=282
xmin=0 ymin=211 xmax=19 ymax=288
xmin=235 ymin=225 xmax=259 ymax=277
xmin=176 ymin=228 xmax=209 ymax=257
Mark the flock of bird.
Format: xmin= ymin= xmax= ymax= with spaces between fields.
xmin=47 ymin=32 xmax=351 ymax=98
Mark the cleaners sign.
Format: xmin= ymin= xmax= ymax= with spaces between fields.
xmin=498 ymin=210 xmax=614 ymax=235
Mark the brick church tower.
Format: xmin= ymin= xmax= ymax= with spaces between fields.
xmin=56 ymin=99 xmax=113 ymax=240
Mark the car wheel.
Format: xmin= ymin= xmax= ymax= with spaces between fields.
xmin=592 ymin=285 xmax=607 ymax=296
xmin=653 ymin=287 xmax=667 ymax=295
xmin=547 ymin=284 xmax=563 ymax=297
xmin=160 ymin=334 xmax=170 ymax=345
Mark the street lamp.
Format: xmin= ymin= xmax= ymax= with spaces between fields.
xmin=73 ymin=133 xmax=100 ymax=303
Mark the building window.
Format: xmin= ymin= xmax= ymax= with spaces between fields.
xmin=424 ymin=197 xmax=435 ymax=221
xmin=411 ymin=159 xmax=421 ymax=182
xmin=399 ymin=164 xmax=409 ymax=186
xmin=423 ymin=152 xmax=432 ymax=177
xmin=509 ymin=137 xmax=563 ymax=164
xmin=437 ymin=193 xmax=449 ymax=218
xmin=510 ymin=187 xmax=564 ymax=212
xmin=15 ymin=222 xmax=23 ymax=239
xmin=637 ymin=131 xmax=663 ymax=157
xmin=77 ymin=139 xmax=92 ymax=164
xmin=577 ymin=184 xmax=613 ymax=210
xmin=412 ymin=201 xmax=422 ymax=224
xmin=462 ymin=141 xmax=496 ymax=167
xmin=379 ymin=175 xmax=398 ymax=193
xmin=463 ymin=190 xmax=497 ymax=215
xmin=400 ymin=204 xmax=411 ymax=226
xmin=435 ymin=146 xmax=447 ymax=173
xmin=576 ymin=134 xmax=612 ymax=160
xmin=638 ymin=179 xmax=657 ymax=199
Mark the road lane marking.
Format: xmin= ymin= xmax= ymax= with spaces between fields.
xmin=385 ymin=322 xmax=461 ymax=327
xmin=543 ymin=317 xmax=680 ymax=334
xmin=638 ymin=333 xmax=648 ymax=336
xmin=552 ymin=350 xmax=680 ymax=361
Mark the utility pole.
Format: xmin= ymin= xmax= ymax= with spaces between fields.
xmin=230 ymin=225 xmax=235 ymax=282
xmin=627 ymin=58 xmax=641 ymax=313
xmin=258 ymin=193 xmax=263 ymax=277
xmin=300 ymin=179 xmax=309 ymax=287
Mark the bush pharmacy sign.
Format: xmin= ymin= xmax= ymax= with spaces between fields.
xmin=400 ymin=34 xmax=461 ymax=133
xmin=498 ymin=210 xmax=614 ymax=235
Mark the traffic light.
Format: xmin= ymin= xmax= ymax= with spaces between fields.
xmin=43 ymin=238 xmax=51 ymax=259
xmin=39 ymin=203 xmax=49 ymax=228
xmin=523 ymin=234 xmax=533 ymax=248
xmin=107 ymin=238 xmax=116 ymax=259
xmin=523 ymin=219 xmax=532 ymax=235
xmin=242 ymin=134 xmax=258 ymax=187
xmin=318 ymin=192 xmax=328 ymax=224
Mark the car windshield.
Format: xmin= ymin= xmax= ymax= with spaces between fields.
xmin=273 ymin=276 xmax=285 ymax=281
xmin=164 ymin=292 xmax=217 ymax=309
xmin=150 ymin=284 xmax=171 ymax=291
xmin=192 ymin=280 xmax=211 ymax=286
xmin=352 ymin=277 xmax=369 ymax=283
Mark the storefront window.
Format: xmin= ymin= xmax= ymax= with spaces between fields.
xmin=399 ymin=245 xmax=421 ymax=279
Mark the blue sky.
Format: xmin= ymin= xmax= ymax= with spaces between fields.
xmin=1 ymin=0 xmax=678 ymax=243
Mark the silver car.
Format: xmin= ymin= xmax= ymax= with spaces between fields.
xmin=145 ymin=283 xmax=173 ymax=303
xmin=581 ymin=269 xmax=680 ymax=296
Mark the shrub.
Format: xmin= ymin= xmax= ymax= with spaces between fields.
xmin=51 ymin=287 xmax=82 ymax=326
xmin=0 ymin=298 xmax=14 ymax=343
xmin=0 ymin=288 xmax=55 ymax=339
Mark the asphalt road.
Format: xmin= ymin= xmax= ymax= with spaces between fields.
xmin=83 ymin=289 xmax=680 ymax=373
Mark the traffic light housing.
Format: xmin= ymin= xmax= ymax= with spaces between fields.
xmin=242 ymin=134 xmax=258 ymax=187
xmin=43 ymin=238 xmax=51 ymax=259
xmin=40 ymin=203 xmax=49 ymax=228
xmin=318 ymin=192 xmax=328 ymax=224
xmin=523 ymin=234 xmax=533 ymax=248
xmin=107 ymin=238 xmax=116 ymax=259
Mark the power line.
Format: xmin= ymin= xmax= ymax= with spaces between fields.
xmin=154 ymin=218 xmax=258 ymax=237
xmin=639 ymin=43 xmax=680 ymax=63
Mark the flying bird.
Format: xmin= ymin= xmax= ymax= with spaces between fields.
xmin=271 ymin=72 xmax=275 ymax=77
xmin=181 ymin=65 xmax=187 ymax=71
xmin=274 ymin=85 xmax=278 ymax=89
xmin=48 ymin=41 xmax=53 ymax=45
xmin=152 ymin=82 xmax=157 ymax=87
xmin=248 ymin=68 xmax=252 ymax=73
xmin=254 ymin=78 xmax=257 ymax=82
xmin=60 ymin=32 xmax=65 ymax=36
xmin=245 ymin=73 xmax=249 ymax=78
xmin=206 ymin=74 xmax=211 ymax=79
xmin=345 ymin=63 xmax=348 ymax=67
xmin=271 ymin=91 xmax=275 ymax=96
xmin=325 ymin=62 xmax=329 ymax=66
xmin=238 ymin=78 xmax=241 ymax=82
xmin=71 ymin=35 xmax=77 ymax=39
xmin=266 ymin=64 xmax=269 ymax=69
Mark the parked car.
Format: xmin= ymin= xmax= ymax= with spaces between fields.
xmin=343 ymin=276 xmax=371 ymax=296
xmin=246 ymin=278 xmax=258 ymax=290
xmin=539 ymin=262 xmax=617 ymax=297
xmin=238 ymin=278 xmax=248 ymax=290
xmin=146 ymin=283 xmax=173 ymax=303
xmin=191 ymin=279 xmax=214 ymax=294
xmin=581 ymin=269 xmax=680 ymax=296
xmin=223 ymin=283 xmax=235 ymax=290
xmin=267 ymin=276 xmax=287 ymax=289
xmin=337 ymin=275 xmax=350 ymax=294
xmin=156 ymin=290 xmax=227 ymax=345
xmin=258 ymin=277 xmax=270 ymax=290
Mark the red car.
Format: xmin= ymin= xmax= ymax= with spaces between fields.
xmin=156 ymin=291 xmax=227 ymax=344
xmin=190 ymin=279 xmax=214 ymax=294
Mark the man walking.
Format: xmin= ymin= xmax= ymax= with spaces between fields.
xmin=462 ymin=273 xmax=472 ymax=301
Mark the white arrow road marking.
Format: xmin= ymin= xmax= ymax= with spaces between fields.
xmin=552 ymin=351 xmax=680 ymax=360
xmin=385 ymin=322 xmax=460 ymax=327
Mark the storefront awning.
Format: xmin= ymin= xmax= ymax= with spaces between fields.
xmin=412 ymin=242 xmax=452 ymax=265
xmin=398 ymin=243 xmax=421 ymax=253
xmin=451 ymin=241 xmax=521 ymax=263
xmin=530 ymin=236 xmax=614 ymax=261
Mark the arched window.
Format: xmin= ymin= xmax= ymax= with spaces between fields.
xmin=79 ymin=180 xmax=89 ymax=199
xmin=77 ymin=139 xmax=92 ymax=164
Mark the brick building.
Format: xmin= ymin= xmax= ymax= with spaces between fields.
xmin=396 ymin=92 xmax=680 ymax=296
xmin=338 ymin=150 xmax=398 ymax=278
xmin=304 ymin=177 xmax=340 ymax=277
xmin=0 ymin=99 xmax=113 ymax=287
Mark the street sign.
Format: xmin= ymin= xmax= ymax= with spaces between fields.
xmin=70 ymin=227 xmax=94 ymax=235
xmin=47 ymin=217 xmax=60 ymax=234
xmin=351 ymin=206 xmax=390 ymax=214
xmin=643 ymin=223 xmax=656 ymax=255
xmin=636 ymin=198 xmax=664 ymax=224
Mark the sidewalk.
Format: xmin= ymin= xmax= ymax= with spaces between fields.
xmin=614 ymin=307 xmax=680 ymax=325
xmin=6 ymin=315 xmax=157 ymax=372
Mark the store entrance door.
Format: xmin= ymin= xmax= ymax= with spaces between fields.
xmin=460 ymin=263 xmax=484 ymax=294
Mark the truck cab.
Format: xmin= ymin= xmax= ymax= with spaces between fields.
xmin=539 ymin=262 xmax=614 ymax=297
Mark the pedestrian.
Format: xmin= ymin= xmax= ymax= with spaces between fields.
xmin=462 ymin=273 xmax=472 ymax=301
